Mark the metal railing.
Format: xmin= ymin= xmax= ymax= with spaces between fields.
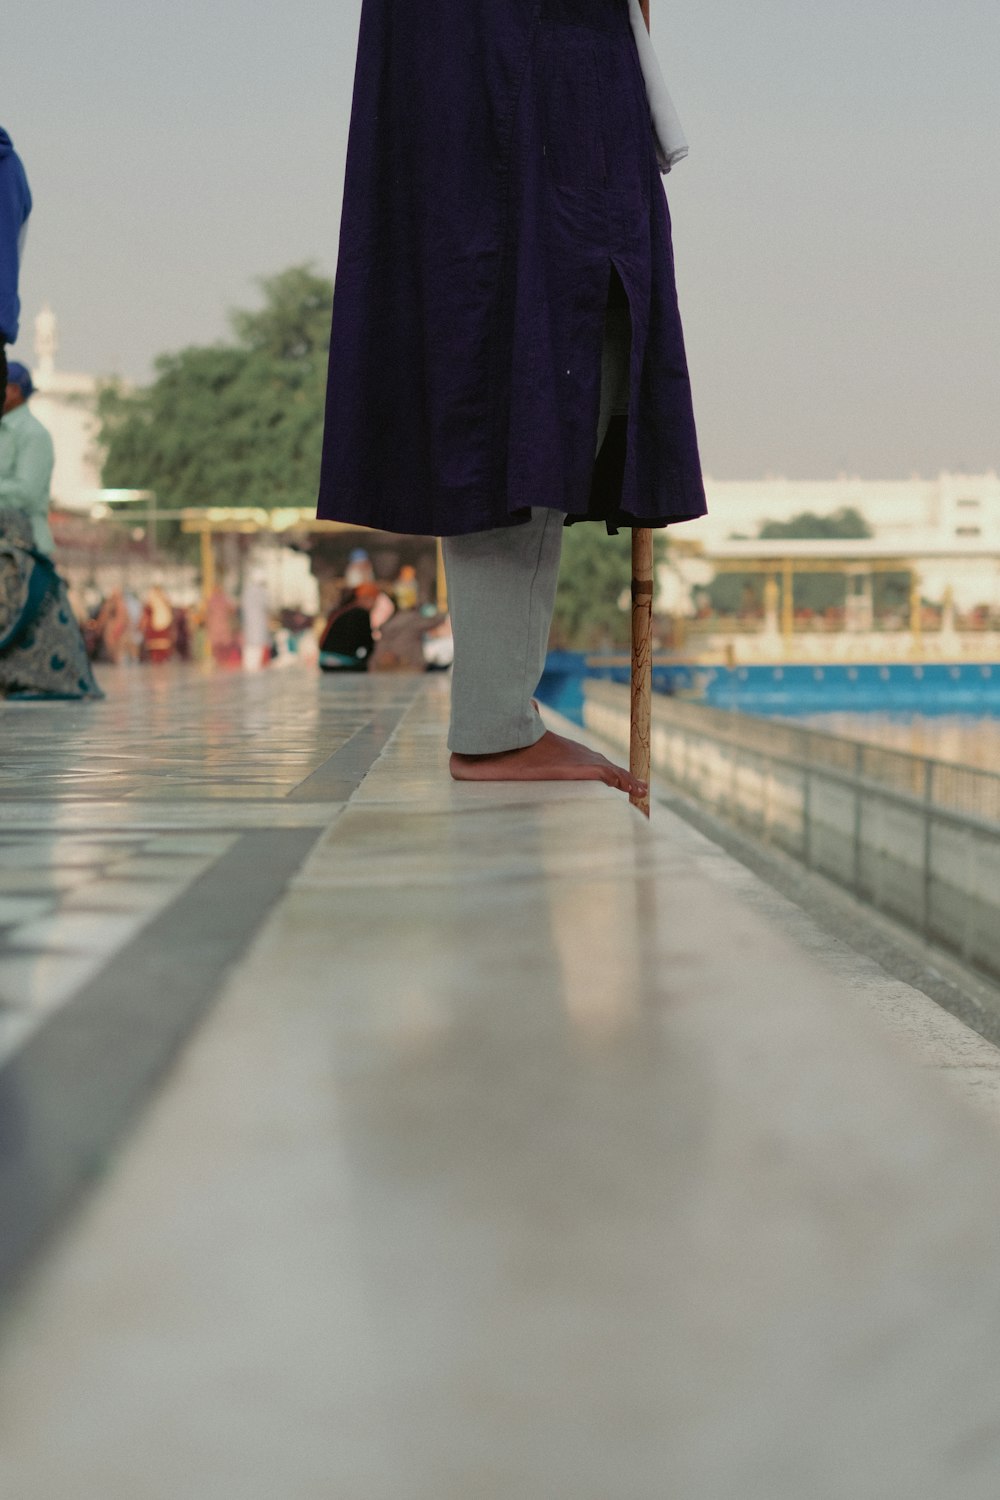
xmin=584 ymin=681 xmax=1000 ymax=984
xmin=648 ymin=694 xmax=1000 ymax=826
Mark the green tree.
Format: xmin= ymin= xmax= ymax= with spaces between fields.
xmin=758 ymin=507 xmax=872 ymax=542
xmin=707 ymin=507 xmax=875 ymax=616
xmin=551 ymin=526 xmax=634 ymax=650
xmin=97 ymin=264 xmax=333 ymax=516
xmin=761 ymin=508 xmax=875 ymax=614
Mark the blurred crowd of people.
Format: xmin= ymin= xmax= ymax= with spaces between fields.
xmin=71 ymin=578 xmax=317 ymax=672
xmin=318 ymin=549 xmax=452 ymax=674
xmin=71 ymin=550 xmax=454 ymax=678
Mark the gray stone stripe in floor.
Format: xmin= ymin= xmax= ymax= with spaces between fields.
xmin=285 ymin=687 xmax=421 ymax=803
xmin=0 ymin=804 xmax=339 ymax=830
xmin=0 ymin=827 xmax=322 ymax=1296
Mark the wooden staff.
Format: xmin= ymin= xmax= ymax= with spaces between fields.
xmin=630 ymin=528 xmax=653 ymax=816
xmin=630 ymin=0 xmax=653 ymax=817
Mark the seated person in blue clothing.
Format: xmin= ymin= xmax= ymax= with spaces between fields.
xmin=0 ymin=363 xmax=55 ymax=556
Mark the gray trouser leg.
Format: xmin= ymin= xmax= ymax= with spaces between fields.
xmin=443 ymin=272 xmax=631 ymax=757
xmin=443 ymin=508 xmax=564 ymax=755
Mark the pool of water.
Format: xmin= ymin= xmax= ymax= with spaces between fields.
xmin=797 ymin=713 xmax=1000 ymax=771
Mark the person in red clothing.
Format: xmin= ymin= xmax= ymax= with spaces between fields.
xmin=140 ymin=584 xmax=176 ymax=664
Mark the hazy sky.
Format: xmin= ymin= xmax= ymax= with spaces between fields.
xmin=5 ymin=0 xmax=999 ymax=479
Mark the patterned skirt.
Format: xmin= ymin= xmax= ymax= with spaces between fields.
xmin=0 ymin=510 xmax=104 ymax=701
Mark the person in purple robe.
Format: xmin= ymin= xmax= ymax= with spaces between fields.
xmin=318 ymin=0 xmax=706 ymax=795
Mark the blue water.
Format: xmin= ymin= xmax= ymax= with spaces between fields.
xmin=538 ymin=650 xmax=700 ymax=726
xmin=537 ymin=653 xmax=1000 ymax=727
xmin=698 ymin=663 xmax=1000 ymax=718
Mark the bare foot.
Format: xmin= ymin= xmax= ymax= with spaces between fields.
xmin=450 ymin=730 xmax=647 ymax=798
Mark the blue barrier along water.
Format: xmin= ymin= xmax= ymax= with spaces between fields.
xmin=538 ymin=655 xmax=1000 ymax=724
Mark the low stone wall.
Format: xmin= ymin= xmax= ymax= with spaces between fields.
xmin=584 ymin=680 xmax=1000 ymax=982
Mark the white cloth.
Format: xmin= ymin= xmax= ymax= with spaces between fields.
xmin=627 ymin=0 xmax=689 ymax=174
xmin=240 ymin=579 xmax=270 ymax=649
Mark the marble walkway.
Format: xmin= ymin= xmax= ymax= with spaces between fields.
xmin=1 ymin=665 xmax=1000 ymax=1498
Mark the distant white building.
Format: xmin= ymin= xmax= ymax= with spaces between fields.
xmin=682 ymin=473 xmax=1000 ymax=609
xmin=692 ymin=473 xmax=1000 ymax=549
xmin=28 ymin=304 xmax=103 ymax=512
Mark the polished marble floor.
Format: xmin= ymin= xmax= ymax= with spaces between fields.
xmin=0 ymin=667 xmax=421 ymax=1066
xmin=3 ymin=666 xmax=1000 ymax=1497
xmin=0 ymin=663 xmax=418 ymax=803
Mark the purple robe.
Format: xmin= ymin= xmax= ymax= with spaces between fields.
xmin=318 ymin=0 xmax=707 ymax=536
